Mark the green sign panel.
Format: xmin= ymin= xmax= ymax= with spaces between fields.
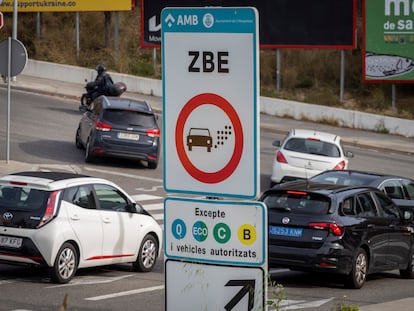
xmin=364 ymin=0 xmax=414 ymax=82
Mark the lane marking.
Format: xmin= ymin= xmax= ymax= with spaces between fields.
xmin=131 ymin=194 xmax=162 ymax=201
xmin=143 ymin=203 xmax=164 ymax=211
xmin=85 ymin=285 xmax=165 ymax=301
xmin=84 ymin=167 xmax=163 ymax=183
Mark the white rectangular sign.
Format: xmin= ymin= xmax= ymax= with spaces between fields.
xmin=164 ymin=197 xmax=266 ymax=266
xmin=166 ymin=260 xmax=265 ymax=311
xmin=162 ymin=7 xmax=260 ymax=199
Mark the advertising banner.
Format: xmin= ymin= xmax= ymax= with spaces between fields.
xmin=364 ymin=0 xmax=414 ymax=82
xmin=0 ymin=0 xmax=133 ymax=12
xmin=142 ymin=0 xmax=356 ymax=49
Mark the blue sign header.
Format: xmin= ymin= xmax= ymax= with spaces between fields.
xmin=161 ymin=7 xmax=257 ymax=33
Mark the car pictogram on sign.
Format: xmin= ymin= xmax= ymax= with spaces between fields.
xmin=187 ymin=127 xmax=213 ymax=152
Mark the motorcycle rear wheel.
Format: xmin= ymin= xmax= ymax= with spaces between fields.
xmin=80 ymin=94 xmax=91 ymax=106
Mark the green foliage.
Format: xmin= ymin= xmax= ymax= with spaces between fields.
xmin=333 ymin=295 xmax=359 ymax=311
xmin=0 ymin=8 xmax=413 ymax=119
xmin=266 ymin=276 xmax=287 ymax=310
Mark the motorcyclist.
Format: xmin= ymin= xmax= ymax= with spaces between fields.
xmin=92 ymin=64 xmax=114 ymax=99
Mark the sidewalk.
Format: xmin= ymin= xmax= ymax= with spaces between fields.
xmin=1 ymin=75 xmax=414 ymax=310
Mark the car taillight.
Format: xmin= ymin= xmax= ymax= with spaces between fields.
xmin=37 ymin=190 xmax=61 ymax=228
xmin=332 ymin=160 xmax=346 ymax=170
xmin=95 ymin=121 xmax=112 ymax=131
xmin=146 ymin=128 xmax=160 ymax=137
xmin=309 ymin=222 xmax=344 ymax=236
xmin=276 ymin=151 xmax=288 ymax=163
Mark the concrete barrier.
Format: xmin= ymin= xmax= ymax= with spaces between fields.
xmin=23 ymin=59 xmax=414 ymax=137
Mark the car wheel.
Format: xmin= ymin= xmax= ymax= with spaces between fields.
xmin=85 ymin=138 xmax=94 ymax=162
xmin=400 ymin=247 xmax=414 ymax=279
xmin=75 ymin=127 xmax=83 ymax=149
xmin=345 ymin=248 xmax=368 ymax=289
xmin=132 ymin=234 xmax=158 ymax=272
xmin=50 ymin=243 xmax=78 ymax=284
xmin=148 ymin=161 xmax=158 ymax=170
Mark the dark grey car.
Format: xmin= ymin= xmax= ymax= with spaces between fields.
xmin=76 ymin=96 xmax=160 ymax=169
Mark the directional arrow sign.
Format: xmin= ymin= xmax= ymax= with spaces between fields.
xmin=225 ymin=279 xmax=255 ymax=311
xmin=165 ymin=260 xmax=265 ymax=310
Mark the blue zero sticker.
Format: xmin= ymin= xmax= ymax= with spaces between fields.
xmin=172 ymin=219 xmax=187 ymax=240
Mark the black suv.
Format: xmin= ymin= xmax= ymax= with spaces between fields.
xmin=76 ymin=96 xmax=160 ymax=169
xmin=260 ymin=180 xmax=414 ymax=289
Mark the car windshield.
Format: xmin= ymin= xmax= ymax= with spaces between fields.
xmin=263 ymin=190 xmax=331 ymax=215
xmin=103 ymin=109 xmax=156 ymax=127
xmin=284 ymin=138 xmax=340 ymax=157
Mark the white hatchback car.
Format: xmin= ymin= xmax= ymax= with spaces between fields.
xmin=0 ymin=171 xmax=162 ymax=283
xmin=270 ymin=129 xmax=353 ymax=187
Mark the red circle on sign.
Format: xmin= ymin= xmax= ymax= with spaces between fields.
xmin=176 ymin=93 xmax=244 ymax=184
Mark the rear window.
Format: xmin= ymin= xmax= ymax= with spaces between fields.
xmin=103 ymin=109 xmax=156 ymax=127
xmin=284 ymin=138 xmax=340 ymax=157
xmin=0 ymin=185 xmax=48 ymax=210
xmin=262 ymin=190 xmax=331 ymax=215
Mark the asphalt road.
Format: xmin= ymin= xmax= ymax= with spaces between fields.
xmin=1 ymin=88 xmax=414 ymax=310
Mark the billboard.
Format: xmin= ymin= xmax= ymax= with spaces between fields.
xmin=363 ymin=0 xmax=414 ymax=83
xmin=0 ymin=0 xmax=133 ymax=12
xmin=141 ymin=0 xmax=356 ymax=49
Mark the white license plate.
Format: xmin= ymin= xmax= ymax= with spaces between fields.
xmin=118 ymin=132 xmax=140 ymax=140
xmin=0 ymin=235 xmax=23 ymax=248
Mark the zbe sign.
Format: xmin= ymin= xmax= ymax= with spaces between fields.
xmin=162 ymin=7 xmax=260 ymax=199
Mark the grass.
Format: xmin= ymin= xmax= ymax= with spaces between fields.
xmin=1 ymin=7 xmax=414 ymax=120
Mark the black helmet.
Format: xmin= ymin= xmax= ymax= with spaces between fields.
xmin=96 ymin=64 xmax=106 ymax=74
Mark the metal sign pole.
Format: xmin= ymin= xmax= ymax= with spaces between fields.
xmin=7 ymin=37 xmax=11 ymax=163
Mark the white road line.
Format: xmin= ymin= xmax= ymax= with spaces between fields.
xmin=84 ymin=167 xmax=163 ymax=183
xmin=131 ymin=194 xmax=162 ymax=201
xmin=143 ymin=203 xmax=164 ymax=211
xmin=85 ymin=285 xmax=165 ymax=301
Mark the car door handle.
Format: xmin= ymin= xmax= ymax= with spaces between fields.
xmin=103 ymin=218 xmax=111 ymax=223
xmin=70 ymin=215 xmax=80 ymax=221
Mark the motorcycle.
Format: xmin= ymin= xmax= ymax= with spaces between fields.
xmin=79 ymin=79 xmax=127 ymax=109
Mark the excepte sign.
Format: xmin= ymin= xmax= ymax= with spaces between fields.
xmin=164 ymin=197 xmax=266 ymax=266
xmin=0 ymin=0 xmax=133 ymax=12
xmin=364 ymin=0 xmax=414 ymax=82
xmin=162 ymin=6 xmax=260 ymax=198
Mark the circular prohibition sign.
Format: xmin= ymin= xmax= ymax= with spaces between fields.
xmin=175 ymin=93 xmax=244 ymax=184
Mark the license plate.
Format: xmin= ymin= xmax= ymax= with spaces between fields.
xmin=118 ymin=132 xmax=140 ymax=140
xmin=269 ymin=226 xmax=303 ymax=237
xmin=0 ymin=235 xmax=23 ymax=248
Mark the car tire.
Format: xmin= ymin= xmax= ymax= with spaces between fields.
xmin=132 ymin=234 xmax=158 ymax=272
xmin=75 ymin=127 xmax=83 ymax=149
xmin=400 ymin=247 xmax=414 ymax=279
xmin=345 ymin=248 xmax=368 ymax=289
xmin=50 ymin=243 xmax=78 ymax=284
xmin=85 ymin=138 xmax=94 ymax=162
xmin=148 ymin=161 xmax=158 ymax=170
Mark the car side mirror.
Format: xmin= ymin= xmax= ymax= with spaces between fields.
xmin=345 ymin=151 xmax=354 ymax=158
xmin=126 ymin=202 xmax=137 ymax=213
xmin=272 ymin=140 xmax=281 ymax=147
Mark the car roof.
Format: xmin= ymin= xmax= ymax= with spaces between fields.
xmin=101 ymin=96 xmax=153 ymax=114
xmin=312 ymin=169 xmax=411 ymax=181
xmin=288 ymin=129 xmax=341 ymax=144
xmin=0 ymin=171 xmax=110 ymax=190
xmin=262 ymin=179 xmax=378 ymax=197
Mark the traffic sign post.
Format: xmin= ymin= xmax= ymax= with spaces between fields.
xmin=162 ymin=6 xmax=260 ymax=199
